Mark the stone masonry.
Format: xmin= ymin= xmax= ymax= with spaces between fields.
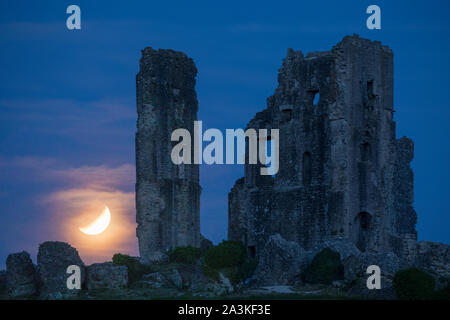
xmin=228 ymin=35 xmax=418 ymax=260
xmin=134 ymin=36 xmax=448 ymax=282
xmin=136 ymin=48 xmax=201 ymax=262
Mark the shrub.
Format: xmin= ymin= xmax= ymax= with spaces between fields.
xmin=168 ymin=246 xmax=202 ymax=264
xmin=202 ymin=263 xmax=220 ymax=281
xmin=393 ymin=268 xmax=435 ymax=300
xmin=201 ymin=241 xmax=257 ymax=284
xmin=112 ymin=253 xmax=152 ymax=283
xmin=302 ymin=248 xmax=344 ymax=285
xmin=434 ymin=283 xmax=450 ymax=300
xmin=203 ymin=241 xmax=246 ymax=269
xmin=238 ymin=257 xmax=259 ymax=281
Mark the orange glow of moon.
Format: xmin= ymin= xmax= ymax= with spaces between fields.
xmin=79 ymin=206 xmax=111 ymax=235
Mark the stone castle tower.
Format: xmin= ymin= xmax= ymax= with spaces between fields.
xmin=228 ymin=35 xmax=417 ymax=260
xmin=136 ymin=48 xmax=201 ymax=262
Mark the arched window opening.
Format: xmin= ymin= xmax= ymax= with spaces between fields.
xmin=281 ymin=108 xmax=293 ymax=122
xmin=367 ymin=80 xmax=375 ymax=98
xmin=313 ymin=91 xmax=320 ymax=106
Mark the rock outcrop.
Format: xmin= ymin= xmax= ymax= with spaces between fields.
xmin=342 ymin=252 xmax=400 ymax=282
xmin=37 ymin=241 xmax=85 ymax=299
xmin=86 ymin=262 xmax=128 ymax=290
xmin=189 ymin=271 xmax=234 ymax=297
xmin=313 ymin=239 xmax=360 ymax=260
xmin=253 ymin=234 xmax=312 ymax=286
xmin=5 ymin=251 xmax=37 ymax=297
xmin=137 ymin=268 xmax=184 ymax=290
xmin=139 ymin=272 xmax=170 ymax=289
xmin=165 ymin=269 xmax=183 ymax=289
xmin=348 ymin=275 xmax=397 ymax=300
xmin=136 ymin=47 xmax=201 ymax=263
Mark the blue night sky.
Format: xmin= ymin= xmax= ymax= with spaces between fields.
xmin=0 ymin=0 xmax=449 ymax=268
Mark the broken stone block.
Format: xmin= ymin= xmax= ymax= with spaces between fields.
xmin=218 ymin=272 xmax=234 ymax=294
xmin=342 ymin=252 xmax=400 ymax=282
xmin=86 ymin=262 xmax=128 ymax=290
xmin=348 ymin=275 xmax=396 ymax=300
xmin=139 ymin=252 xmax=169 ymax=265
xmin=189 ymin=273 xmax=234 ymax=297
xmin=139 ymin=272 xmax=169 ymax=289
xmin=6 ymin=251 xmax=37 ymax=297
xmin=200 ymin=234 xmax=213 ymax=254
xmin=165 ymin=269 xmax=183 ymax=289
xmin=313 ymin=239 xmax=361 ymax=260
xmin=37 ymin=241 xmax=85 ymax=299
xmin=253 ymin=234 xmax=312 ymax=286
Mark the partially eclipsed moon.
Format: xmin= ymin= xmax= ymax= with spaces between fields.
xmin=80 ymin=206 xmax=111 ymax=235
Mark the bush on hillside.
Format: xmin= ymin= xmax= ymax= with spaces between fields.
xmin=302 ymin=248 xmax=344 ymax=285
xmin=112 ymin=253 xmax=152 ymax=283
xmin=393 ymin=268 xmax=435 ymax=300
xmin=201 ymin=241 xmax=257 ymax=284
xmin=203 ymin=241 xmax=246 ymax=269
xmin=168 ymin=246 xmax=202 ymax=264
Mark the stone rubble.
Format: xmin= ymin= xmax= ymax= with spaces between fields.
xmin=37 ymin=241 xmax=85 ymax=299
xmin=5 ymin=251 xmax=37 ymax=297
xmin=86 ymin=262 xmax=128 ymax=290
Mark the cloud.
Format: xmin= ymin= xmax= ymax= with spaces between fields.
xmin=0 ymin=156 xmax=138 ymax=265
xmin=43 ymin=161 xmax=138 ymax=263
xmin=0 ymin=98 xmax=135 ymax=134
xmin=45 ymin=186 xmax=137 ymax=264
xmin=51 ymin=164 xmax=135 ymax=191
xmin=0 ymin=98 xmax=136 ymax=163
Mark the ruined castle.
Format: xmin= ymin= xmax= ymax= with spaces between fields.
xmin=228 ymin=35 xmax=417 ymax=261
xmin=135 ymin=36 xmax=445 ymax=273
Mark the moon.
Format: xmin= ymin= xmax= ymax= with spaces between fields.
xmin=80 ymin=206 xmax=111 ymax=235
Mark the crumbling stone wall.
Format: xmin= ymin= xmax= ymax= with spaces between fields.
xmin=136 ymin=48 xmax=201 ymax=262
xmin=229 ymin=35 xmax=417 ymax=260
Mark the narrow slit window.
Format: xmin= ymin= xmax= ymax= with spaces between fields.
xmin=265 ymin=136 xmax=276 ymax=177
xmin=302 ymin=151 xmax=312 ymax=185
xmin=282 ymin=108 xmax=293 ymax=121
xmin=313 ymin=91 xmax=320 ymax=106
xmin=367 ymin=80 xmax=375 ymax=98
xmin=361 ymin=142 xmax=371 ymax=162
xmin=248 ymin=246 xmax=256 ymax=258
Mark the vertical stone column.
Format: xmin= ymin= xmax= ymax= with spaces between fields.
xmin=136 ymin=47 xmax=200 ymax=262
